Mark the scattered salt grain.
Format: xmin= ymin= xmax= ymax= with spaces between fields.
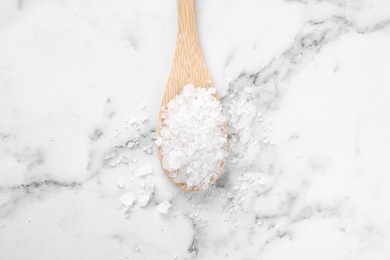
xmin=120 ymin=192 xmax=135 ymax=206
xmin=109 ymin=162 xmax=116 ymax=167
xmin=129 ymin=118 xmax=137 ymax=125
xmin=274 ymin=224 xmax=279 ymax=231
xmin=157 ymin=200 xmax=171 ymax=214
xmin=136 ymin=165 xmax=153 ymax=176
xmin=138 ymin=193 xmax=150 ymax=207
xmin=140 ymin=115 xmax=148 ymax=123
xmin=145 ymin=175 xmax=154 ymax=189
xmin=158 ymin=84 xmax=228 ymax=190
xmin=122 ymin=205 xmax=130 ymax=212
xmin=117 ymin=180 xmax=125 ymax=188
xmin=137 ymin=178 xmax=146 ymax=187
xmin=257 ymin=179 xmax=265 ymax=185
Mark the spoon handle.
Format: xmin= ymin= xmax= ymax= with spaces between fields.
xmin=177 ymin=0 xmax=199 ymax=44
xmin=164 ymin=0 xmax=212 ymax=103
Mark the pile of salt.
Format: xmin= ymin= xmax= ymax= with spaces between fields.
xmin=158 ymin=84 xmax=228 ymax=190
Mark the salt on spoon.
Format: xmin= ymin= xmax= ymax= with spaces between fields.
xmin=159 ymin=84 xmax=227 ymax=191
xmin=156 ymin=0 xmax=228 ymax=192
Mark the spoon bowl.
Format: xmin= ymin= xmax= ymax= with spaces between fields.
xmin=156 ymin=0 xmax=227 ymax=192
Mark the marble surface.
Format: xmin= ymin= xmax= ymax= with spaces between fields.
xmin=1 ymin=0 xmax=390 ymax=259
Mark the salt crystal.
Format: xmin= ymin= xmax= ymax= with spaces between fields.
xmin=136 ymin=165 xmax=153 ymax=176
xmin=183 ymin=84 xmax=195 ymax=96
xmin=137 ymin=178 xmax=146 ymax=187
xmin=120 ymin=192 xmax=135 ymax=206
xmin=140 ymin=115 xmax=148 ymax=123
xmin=155 ymin=137 xmax=163 ymax=147
xmin=169 ymin=159 xmax=181 ymax=170
xmin=109 ymin=162 xmax=116 ymax=167
xmin=157 ymin=200 xmax=171 ymax=214
xmin=257 ymin=179 xmax=265 ymax=185
xmin=207 ymin=88 xmax=217 ymax=94
xmin=274 ymin=224 xmax=279 ymax=231
xmin=117 ymin=180 xmax=125 ymax=188
xmin=145 ymin=176 xmax=154 ymax=189
xmin=138 ymin=193 xmax=150 ymax=207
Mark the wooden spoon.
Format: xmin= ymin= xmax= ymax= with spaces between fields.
xmin=156 ymin=0 xmax=227 ymax=192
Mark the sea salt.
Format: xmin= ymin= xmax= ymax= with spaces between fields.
xmin=145 ymin=175 xmax=154 ymax=189
xmin=158 ymin=84 xmax=228 ymax=190
xmin=137 ymin=178 xmax=146 ymax=187
xmin=136 ymin=165 xmax=153 ymax=176
xmin=157 ymin=200 xmax=171 ymax=214
xmin=155 ymin=137 xmax=163 ymax=147
xmin=138 ymin=193 xmax=150 ymax=207
xmin=120 ymin=192 xmax=135 ymax=206
xmin=117 ymin=180 xmax=125 ymax=188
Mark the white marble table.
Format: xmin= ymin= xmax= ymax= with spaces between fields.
xmin=1 ymin=0 xmax=390 ymax=259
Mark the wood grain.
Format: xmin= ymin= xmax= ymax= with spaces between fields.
xmin=156 ymin=0 xmax=227 ymax=192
